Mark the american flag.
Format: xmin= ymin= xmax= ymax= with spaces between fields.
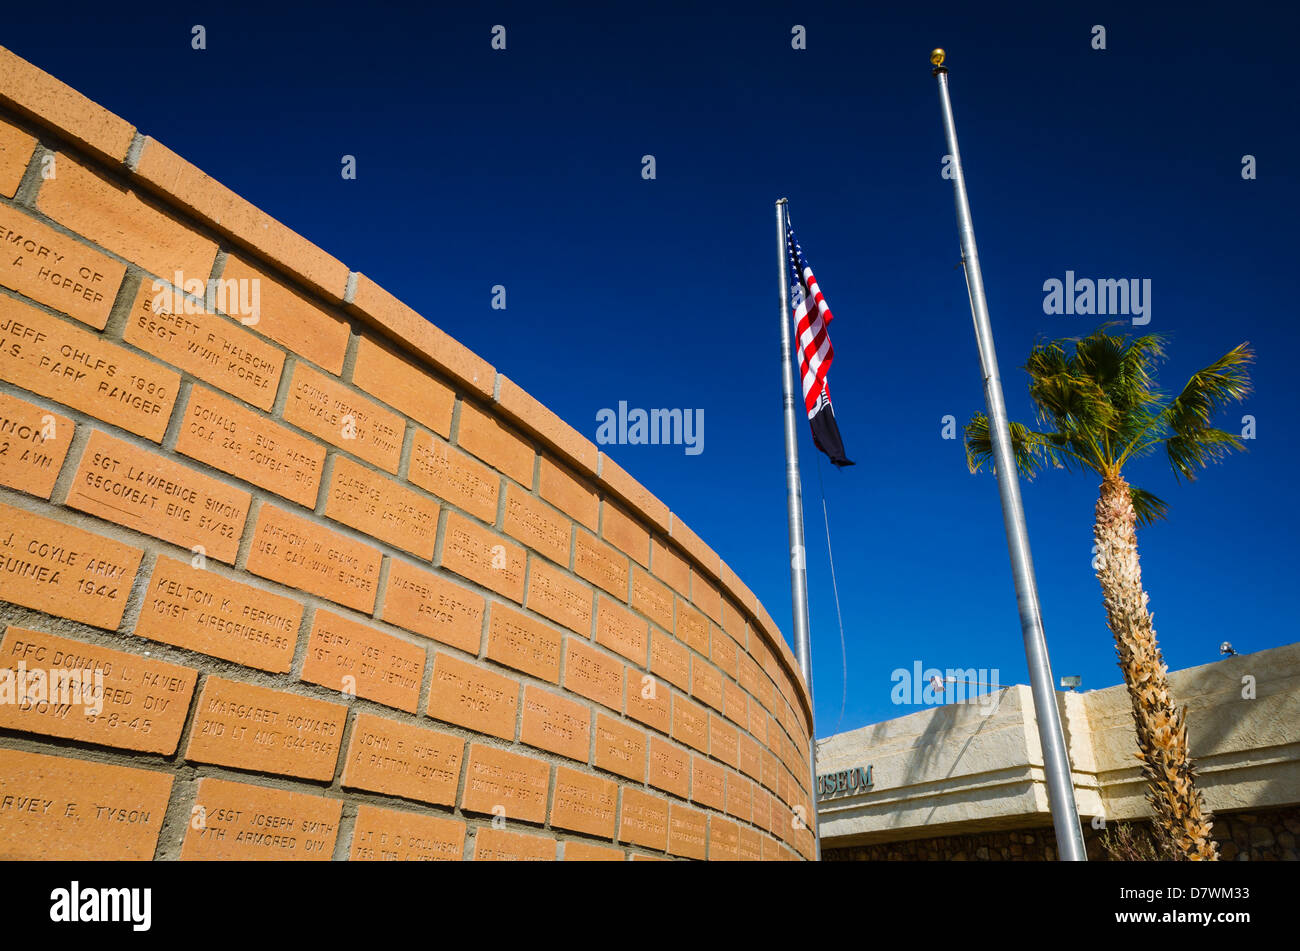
xmin=787 ymin=222 xmax=854 ymax=467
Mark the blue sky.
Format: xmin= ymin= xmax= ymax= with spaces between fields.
xmin=7 ymin=0 xmax=1296 ymax=738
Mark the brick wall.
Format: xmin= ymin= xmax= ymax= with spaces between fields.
xmin=0 ymin=44 xmax=815 ymax=861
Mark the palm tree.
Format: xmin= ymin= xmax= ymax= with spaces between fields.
xmin=963 ymin=326 xmax=1253 ymax=861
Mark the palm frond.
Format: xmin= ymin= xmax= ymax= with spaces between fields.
xmin=1166 ymin=343 xmax=1254 ymax=436
xmin=1129 ymin=486 xmax=1170 ymax=527
xmin=1166 ymin=427 xmax=1247 ymax=483
xmin=963 ymin=413 xmax=1058 ymax=478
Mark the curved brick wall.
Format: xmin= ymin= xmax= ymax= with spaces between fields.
xmin=0 ymin=46 xmax=814 ymax=861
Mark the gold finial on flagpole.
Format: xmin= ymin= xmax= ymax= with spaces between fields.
xmin=930 ymin=48 xmax=947 ymax=75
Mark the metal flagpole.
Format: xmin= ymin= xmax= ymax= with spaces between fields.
xmin=775 ymin=197 xmax=821 ymax=860
xmin=930 ymin=50 xmax=1086 ymax=861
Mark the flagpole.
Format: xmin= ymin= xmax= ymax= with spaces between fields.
xmin=930 ymin=50 xmax=1087 ymax=862
xmin=775 ymin=197 xmax=821 ymax=860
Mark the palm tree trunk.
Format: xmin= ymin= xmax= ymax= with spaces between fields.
xmin=1094 ymin=475 xmax=1218 ymax=860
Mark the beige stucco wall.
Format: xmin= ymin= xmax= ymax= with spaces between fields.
xmin=817 ymin=642 xmax=1300 ymax=847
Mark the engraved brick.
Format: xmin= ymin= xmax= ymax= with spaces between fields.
xmin=672 ymin=694 xmax=709 ymax=754
xmin=245 ymin=504 xmax=382 ymax=613
xmin=691 ymin=755 xmax=725 ymax=811
xmin=725 ymin=772 xmax=752 ymax=823
xmin=524 ymin=558 xmax=592 ymax=636
xmin=649 ymin=629 xmax=690 ymax=692
xmin=283 ymin=362 xmax=403 ymax=472
xmin=381 ymin=559 xmax=484 ymax=653
xmin=503 ymin=485 xmax=571 ymax=564
xmin=670 ymin=516 xmax=719 ymax=579
xmin=709 ymin=815 xmax=740 ymax=861
xmin=181 ymin=778 xmax=341 ymax=860
xmin=709 ymin=714 xmax=739 ymax=769
xmin=564 ymin=841 xmax=623 ymax=861
xmin=0 ymin=748 xmax=170 ymax=860
xmin=221 ymin=254 xmax=350 ymax=375
xmin=520 ymin=684 xmax=590 ymax=762
xmin=598 ymin=453 xmax=669 ymax=531
xmin=761 ymin=749 xmax=781 ymax=792
xmin=473 ymin=827 xmax=555 ymax=861
xmin=760 ymin=833 xmax=783 ymax=861
xmin=136 ymin=555 xmax=301 ymax=672
xmin=624 ymin=665 xmax=670 ymax=734
xmin=425 ymin=652 xmax=519 ymax=740
xmin=0 ymin=295 xmax=179 ymax=441
xmin=595 ymin=595 xmax=649 ymax=666
xmin=723 ymin=678 xmax=747 ymax=727
xmin=667 ymin=802 xmax=707 ymax=860
xmin=461 ymin=743 xmax=549 ymax=822
xmin=175 ymin=385 xmax=322 ymax=506
xmin=325 ymin=455 xmax=439 ymax=559
xmin=487 ymin=603 xmax=562 ymax=683
xmin=0 ymin=391 xmax=71 ymax=498
xmin=746 ymin=705 xmax=767 ymax=751
xmin=302 ymin=610 xmax=425 ymax=713
xmin=710 ymin=625 xmax=740 ymax=680
xmin=67 ymin=430 xmax=249 ymax=563
xmin=0 ymin=118 xmax=36 ymax=198
xmin=651 ymin=537 xmax=690 ymax=597
xmin=630 ymin=565 xmax=673 ymax=632
xmin=0 ymin=500 xmax=142 ymax=629
xmin=353 ymin=335 xmax=454 ymax=436
xmin=737 ymin=653 xmax=760 ymax=697
xmin=350 ymin=804 xmax=465 ymax=861
xmin=0 ymin=46 xmax=134 ymax=162
xmin=0 ymin=625 xmax=197 ymax=753
xmin=618 ymin=786 xmax=668 ymax=851
xmin=551 ymin=767 xmax=617 ymax=838
xmin=564 ymin=637 xmax=623 ymax=711
xmin=408 ymin=430 xmax=499 ymax=523
xmin=601 ymin=501 xmax=648 ymax=567
xmin=342 ymin=712 xmax=463 ymax=806
xmin=647 ymin=736 xmax=689 ymax=799
xmin=721 ymin=596 xmax=747 ymax=644
xmin=37 ymin=154 xmax=217 ymax=282
xmin=185 ymin=676 xmax=346 ymax=781
xmin=495 ymin=375 xmax=597 ymax=475
xmin=538 ymin=455 xmax=597 ymax=531
xmin=574 ymin=529 xmax=628 ymax=599
xmin=0 ymin=206 xmax=124 ymax=329
xmin=125 ymin=280 xmax=283 ymax=410
xmin=593 ymin=714 xmax=646 ymax=783
xmin=457 ymin=400 xmax=534 ymax=485
xmin=439 ymin=511 xmax=525 ymax=602
xmin=737 ymin=824 xmax=762 ymax=861
xmin=691 ymin=571 xmax=723 ymax=624
xmin=675 ymin=598 xmax=709 ymax=655
xmin=690 ymin=656 xmax=725 ymax=714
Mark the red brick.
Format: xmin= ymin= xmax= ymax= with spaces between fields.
xmin=672 ymin=694 xmax=708 ymax=754
xmin=439 ymin=511 xmax=525 ymax=602
xmin=601 ymin=501 xmax=649 ymax=567
xmin=245 ymin=503 xmax=382 ymax=613
xmin=725 ymin=772 xmax=752 ymax=823
xmin=495 ymin=375 xmax=597 ymax=475
xmin=0 ymin=294 xmax=179 ymax=441
xmin=283 ymin=362 xmax=404 ymax=472
xmin=651 ymin=536 xmax=690 ymax=597
xmin=563 ymin=841 xmax=623 ymax=861
xmin=325 ymin=455 xmax=439 ymax=559
xmin=524 ymin=558 xmax=593 ymax=636
xmin=0 ymin=47 xmax=134 ymax=162
xmin=598 ymin=453 xmax=669 ymax=532
xmin=563 ymin=637 xmax=623 ymax=711
xmin=185 ymin=676 xmax=347 ymax=781
xmin=710 ymin=624 xmax=740 ymax=680
xmin=708 ymin=815 xmax=740 ymax=861
xmin=649 ymin=630 xmax=690 ymax=692
xmin=350 ymin=804 xmax=465 ymax=861
xmin=408 ymin=430 xmax=499 ymax=524
xmin=690 ymin=656 xmax=725 ymax=714
xmin=175 ymin=385 xmax=322 ymax=506
xmin=624 ymin=665 xmax=670 ymax=734
xmin=721 ymin=595 xmax=747 ymax=645
xmin=425 ymin=652 xmax=518 ymax=740
xmin=520 ymin=684 xmax=591 ymax=762
xmin=709 ymin=714 xmax=740 ymax=769
xmin=723 ymin=678 xmax=747 ymax=727
xmin=182 ymin=778 xmax=340 ymax=860
xmin=647 ymin=736 xmax=689 ymax=799
xmin=0 ymin=117 xmax=36 ymax=197
xmin=739 ymin=732 xmax=762 ymax=782
xmin=457 ymin=400 xmax=534 ymax=486
xmin=381 ymin=558 xmax=484 ymax=653
xmin=593 ymin=714 xmax=646 ymax=783
xmin=473 ymin=827 xmax=555 ymax=861
xmin=551 ymin=767 xmax=617 ymax=838
xmin=595 ymin=595 xmax=649 ymax=666
xmin=342 ymin=712 xmax=463 ymax=806
xmin=669 ymin=515 xmax=719 ymax=579
xmin=0 ymin=391 xmax=70 ymax=498
xmin=675 ymin=598 xmax=709 ymax=655
xmin=0 ymin=747 xmax=170 ymax=859
xmin=0 ymin=205 xmax=124 ymax=329
xmin=618 ymin=787 xmax=668 ymax=851
xmin=691 ymin=755 xmax=725 ymax=811
xmin=737 ymin=824 xmax=762 ymax=861
xmin=503 ymin=484 xmax=570 ymax=564
xmin=538 ymin=455 xmax=597 ymax=530
xmin=461 ymin=743 xmax=549 ymax=823
xmin=487 ymin=603 xmax=562 ymax=683
xmin=0 ymin=500 xmax=142 ymax=630
xmin=574 ymin=529 xmax=628 ymax=599
xmin=0 ymin=625 xmax=197 ymax=754
xmin=301 ymin=609 xmax=425 ymax=713
xmin=630 ymin=565 xmax=674 ymax=632
xmin=667 ymin=802 xmax=707 ymax=860
xmin=37 ymin=153 xmax=217 ymax=280
xmin=691 ymin=571 xmax=723 ymax=624
xmin=353 ymin=334 xmax=454 ymax=436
